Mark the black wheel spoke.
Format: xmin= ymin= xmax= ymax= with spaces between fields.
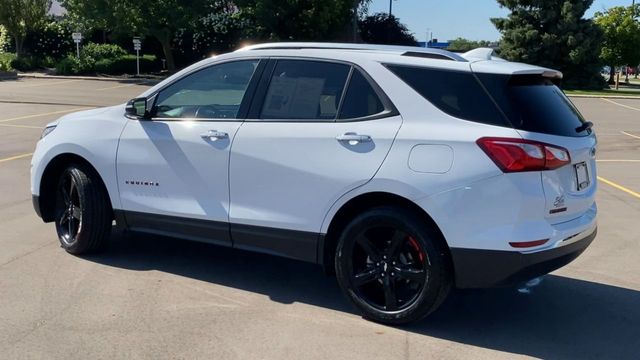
xmin=383 ymin=277 xmax=398 ymax=310
xmin=68 ymin=215 xmax=74 ymax=236
xmin=387 ymin=229 xmax=405 ymax=259
xmin=353 ymin=267 xmax=379 ymax=287
xmin=59 ymin=211 xmax=70 ymax=225
xmin=394 ymin=266 xmax=426 ymax=283
xmin=356 ymin=234 xmax=379 ymax=261
xmin=60 ymin=183 xmax=71 ymax=205
xmin=71 ymin=206 xmax=81 ymax=220
xmin=69 ymin=179 xmax=77 ymax=205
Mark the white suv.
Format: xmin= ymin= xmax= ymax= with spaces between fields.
xmin=31 ymin=43 xmax=598 ymax=324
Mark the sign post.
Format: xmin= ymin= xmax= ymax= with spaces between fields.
xmin=133 ymin=37 xmax=141 ymax=76
xmin=72 ymin=32 xmax=82 ymax=58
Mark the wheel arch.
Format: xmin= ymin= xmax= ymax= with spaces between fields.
xmin=320 ymin=191 xmax=451 ymax=274
xmin=37 ymin=153 xmax=113 ymax=223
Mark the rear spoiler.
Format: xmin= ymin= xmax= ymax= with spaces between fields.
xmin=464 ymin=48 xmax=563 ymax=80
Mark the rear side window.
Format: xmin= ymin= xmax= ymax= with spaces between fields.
xmin=386 ymin=65 xmax=508 ymax=127
xmin=338 ymin=70 xmax=385 ymax=120
xmin=260 ymin=60 xmax=350 ymax=120
xmin=476 ymin=74 xmax=590 ymax=137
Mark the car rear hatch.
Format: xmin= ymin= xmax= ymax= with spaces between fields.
xmin=473 ymin=65 xmax=597 ymax=224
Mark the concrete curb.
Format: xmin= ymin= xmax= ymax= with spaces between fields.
xmin=0 ymin=71 xmax=18 ymax=80
xmin=17 ymin=73 xmax=164 ymax=83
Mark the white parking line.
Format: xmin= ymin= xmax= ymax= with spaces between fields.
xmin=596 ymin=159 xmax=640 ymax=163
xmin=621 ymin=131 xmax=640 ymax=140
xmin=0 ymin=153 xmax=33 ymax=164
xmin=0 ymin=107 xmax=91 ymax=123
xmin=598 ymin=176 xmax=640 ymax=200
xmin=18 ymin=79 xmax=82 ymax=88
xmin=96 ymin=83 xmax=138 ymax=91
xmin=601 ymin=98 xmax=640 ymax=111
xmin=0 ymin=123 xmax=42 ymax=129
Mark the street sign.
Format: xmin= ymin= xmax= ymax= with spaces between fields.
xmin=72 ymin=32 xmax=82 ymax=58
xmin=133 ymin=37 xmax=141 ymax=76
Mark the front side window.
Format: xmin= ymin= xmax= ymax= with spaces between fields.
xmin=154 ymin=60 xmax=259 ymax=119
xmin=260 ymin=60 xmax=350 ymax=121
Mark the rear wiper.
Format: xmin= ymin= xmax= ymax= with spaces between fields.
xmin=576 ymin=121 xmax=593 ymax=133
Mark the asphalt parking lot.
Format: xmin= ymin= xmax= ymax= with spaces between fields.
xmin=0 ymin=77 xmax=639 ymax=359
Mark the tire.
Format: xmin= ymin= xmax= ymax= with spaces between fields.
xmin=54 ymin=164 xmax=112 ymax=254
xmin=335 ymin=206 xmax=452 ymax=325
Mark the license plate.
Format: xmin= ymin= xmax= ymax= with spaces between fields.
xmin=575 ymin=162 xmax=590 ymax=191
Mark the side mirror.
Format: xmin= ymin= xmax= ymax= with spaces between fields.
xmin=125 ymin=97 xmax=150 ymax=119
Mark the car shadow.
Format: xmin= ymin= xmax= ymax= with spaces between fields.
xmin=87 ymin=231 xmax=639 ymax=359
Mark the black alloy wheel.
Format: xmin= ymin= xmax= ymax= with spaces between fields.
xmin=335 ymin=206 xmax=451 ymax=324
xmin=54 ymin=164 xmax=112 ymax=254
xmin=55 ymin=170 xmax=83 ymax=246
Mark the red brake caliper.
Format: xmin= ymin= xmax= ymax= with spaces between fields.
xmin=407 ymin=235 xmax=425 ymax=263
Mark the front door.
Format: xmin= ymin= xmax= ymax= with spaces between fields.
xmin=117 ymin=59 xmax=263 ymax=245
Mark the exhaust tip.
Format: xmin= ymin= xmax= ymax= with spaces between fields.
xmin=517 ymin=277 xmax=544 ymax=294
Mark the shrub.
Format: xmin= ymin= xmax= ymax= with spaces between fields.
xmin=24 ymin=20 xmax=74 ymax=60
xmin=56 ymin=53 xmax=160 ymax=75
xmin=0 ymin=25 xmax=10 ymax=53
xmin=97 ymin=55 xmax=160 ymax=75
xmin=55 ymin=55 xmax=95 ymax=75
xmin=55 ymin=56 xmax=77 ymax=75
xmin=10 ymin=56 xmax=41 ymax=71
xmin=0 ymin=53 xmax=16 ymax=71
xmin=81 ymin=43 xmax=127 ymax=61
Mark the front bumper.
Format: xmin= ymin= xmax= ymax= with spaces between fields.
xmin=451 ymin=227 xmax=597 ymax=288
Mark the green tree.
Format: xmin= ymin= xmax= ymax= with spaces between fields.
xmin=61 ymin=0 xmax=209 ymax=71
xmin=0 ymin=0 xmax=51 ymax=57
xmin=358 ymin=13 xmax=417 ymax=46
xmin=594 ymin=5 xmax=640 ymax=83
xmin=448 ymin=37 xmax=493 ymax=52
xmin=492 ymin=0 xmax=605 ymax=89
xmin=235 ymin=0 xmax=353 ymax=41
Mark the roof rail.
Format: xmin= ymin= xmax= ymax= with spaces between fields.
xmin=237 ymin=42 xmax=467 ymax=62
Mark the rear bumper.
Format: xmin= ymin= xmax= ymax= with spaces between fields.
xmin=451 ymin=227 xmax=597 ymax=288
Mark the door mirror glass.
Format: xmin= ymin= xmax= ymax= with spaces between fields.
xmin=126 ymin=97 xmax=149 ymax=118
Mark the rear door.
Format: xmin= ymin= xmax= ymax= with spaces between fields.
xmin=228 ymin=59 xmax=402 ymax=261
xmin=476 ymin=73 xmax=597 ymax=223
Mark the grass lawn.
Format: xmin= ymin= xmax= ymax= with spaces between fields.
xmin=564 ymin=88 xmax=640 ymax=97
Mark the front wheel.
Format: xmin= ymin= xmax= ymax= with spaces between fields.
xmin=335 ymin=206 xmax=452 ymax=325
xmin=54 ymin=164 xmax=112 ymax=254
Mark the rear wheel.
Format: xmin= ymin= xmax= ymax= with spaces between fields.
xmin=54 ymin=164 xmax=112 ymax=254
xmin=335 ymin=206 xmax=451 ymax=324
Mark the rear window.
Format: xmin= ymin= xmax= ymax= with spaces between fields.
xmin=386 ymin=65 xmax=509 ymax=127
xmin=476 ymin=74 xmax=590 ymax=137
xmin=388 ymin=65 xmax=590 ymax=137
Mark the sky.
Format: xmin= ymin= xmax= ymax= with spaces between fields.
xmin=368 ymin=0 xmax=635 ymax=42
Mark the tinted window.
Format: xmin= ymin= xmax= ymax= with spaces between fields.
xmin=476 ymin=74 xmax=590 ymax=137
xmin=387 ymin=65 xmax=508 ymax=127
xmin=338 ymin=70 xmax=385 ymax=119
xmin=261 ymin=60 xmax=350 ymax=120
xmin=154 ymin=60 xmax=258 ymax=119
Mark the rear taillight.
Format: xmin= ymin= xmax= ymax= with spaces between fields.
xmin=477 ymin=137 xmax=571 ymax=173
